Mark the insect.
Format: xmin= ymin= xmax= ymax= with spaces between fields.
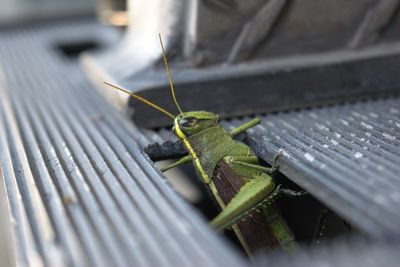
xmin=104 ymin=34 xmax=306 ymax=255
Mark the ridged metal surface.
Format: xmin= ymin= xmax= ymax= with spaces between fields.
xmin=0 ymin=20 xmax=245 ymax=267
xmin=254 ymin=238 xmax=400 ymax=267
xmin=244 ymin=98 xmax=400 ymax=239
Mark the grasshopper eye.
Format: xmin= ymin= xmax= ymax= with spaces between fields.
xmin=180 ymin=117 xmax=198 ymax=127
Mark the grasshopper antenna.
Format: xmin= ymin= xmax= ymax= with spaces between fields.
xmin=104 ymin=81 xmax=175 ymax=119
xmin=159 ymin=33 xmax=184 ymax=114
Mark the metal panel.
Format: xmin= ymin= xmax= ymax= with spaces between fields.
xmin=254 ymin=238 xmax=400 ymax=267
xmin=244 ymin=97 xmax=400 ymax=239
xmin=0 ymin=20 xmax=245 ymax=267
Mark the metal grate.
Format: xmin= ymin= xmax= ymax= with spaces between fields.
xmin=245 ymin=98 xmax=400 ymax=239
xmin=254 ymin=238 xmax=400 ymax=267
xmin=0 ymin=20 xmax=245 ymax=267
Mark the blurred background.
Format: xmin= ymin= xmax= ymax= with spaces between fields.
xmin=1 ymin=0 xmax=400 ymax=267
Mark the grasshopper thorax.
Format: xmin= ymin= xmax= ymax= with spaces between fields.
xmin=173 ymin=111 xmax=219 ymax=138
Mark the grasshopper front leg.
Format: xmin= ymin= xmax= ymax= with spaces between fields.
xmin=229 ymin=118 xmax=261 ymax=136
xmin=160 ymin=154 xmax=191 ymax=172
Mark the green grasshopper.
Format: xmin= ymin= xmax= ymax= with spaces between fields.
xmin=105 ymin=35 xmax=305 ymax=255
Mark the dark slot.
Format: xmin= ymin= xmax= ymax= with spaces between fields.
xmin=55 ymin=40 xmax=99 ymax=58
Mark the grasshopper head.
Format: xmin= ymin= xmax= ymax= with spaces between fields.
xmin=173 ymin=111 xmax=218 ymax=138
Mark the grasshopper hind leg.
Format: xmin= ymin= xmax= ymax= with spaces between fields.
xmin=312 ymin=208 xmax=331 ymax=245
xmin=268 ymin=150 xmax=284 ymax=174
xmin=210 ymin=156 xmax=297 ymax=253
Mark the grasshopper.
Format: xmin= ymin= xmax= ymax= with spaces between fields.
xmin=105 ymin=35 xmax=306 ymax=255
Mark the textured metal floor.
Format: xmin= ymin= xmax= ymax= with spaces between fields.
xmin=245 ymin=98 xmax=400 ymax=239
xmin=0 ymin=20 xmax=245 ymax=267
xmin=254 ymin=238 xmax=400 ymax=267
